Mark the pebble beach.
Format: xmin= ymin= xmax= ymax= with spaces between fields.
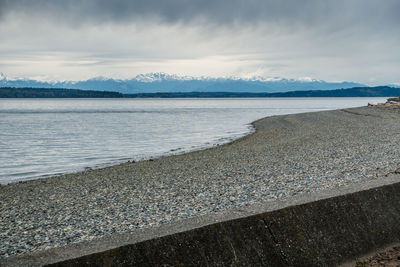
xmin=1 ymin=105 xmax=400 ymax=259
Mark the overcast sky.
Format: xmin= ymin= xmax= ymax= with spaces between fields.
xmin=0 ymin=0 xmax=399 ymax=85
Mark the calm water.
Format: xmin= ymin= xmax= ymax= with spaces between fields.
xmin=0 ymin=98 xmax=386 ymax=184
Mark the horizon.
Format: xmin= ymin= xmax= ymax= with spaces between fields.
xmin=0 ymin=1 xmax=399 ymax=86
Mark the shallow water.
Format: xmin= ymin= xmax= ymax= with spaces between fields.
xmin=0 ymin=97 xmax=386 ymax=184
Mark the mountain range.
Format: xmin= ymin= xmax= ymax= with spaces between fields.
xmin=0 ymin=72 xmax=368 ymax=94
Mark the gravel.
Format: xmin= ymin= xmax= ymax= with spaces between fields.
xmin=1 ymin=105 xmax=400 ymax=259
xmin=351 ymin=244 xmax=400 ymax=266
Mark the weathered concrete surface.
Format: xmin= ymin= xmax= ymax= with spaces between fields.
xmin=3 ymin=176 xmax=397 ymax=266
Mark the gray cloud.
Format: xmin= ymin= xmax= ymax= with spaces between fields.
xmin=1 ymin=0 xmax=399 ymax=30
xmin=0 ymin=0 xmax=399 ymax=84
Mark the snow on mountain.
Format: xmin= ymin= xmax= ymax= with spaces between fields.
xmin=134 ymin=72 xmax=196 ymax=82
xmin=132 ymin=72 xmax=319 ymax=83
xmin=387 ymin=83 xmax=400 ymax=88
xmin=0 ymin=73 xmax=6 ymax=81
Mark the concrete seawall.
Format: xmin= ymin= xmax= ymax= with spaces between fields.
xmin=4 ymin=176 xmax=399 ymax=266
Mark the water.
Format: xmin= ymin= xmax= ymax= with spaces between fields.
xmin=0 ymin=98 xmax=386 ymax=184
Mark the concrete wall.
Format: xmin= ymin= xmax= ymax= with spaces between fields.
xmin=44 ymin=181 xmax=400 ymax=267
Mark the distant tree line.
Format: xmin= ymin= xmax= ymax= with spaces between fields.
xmin=0 ymin=87 xmax=123 ymax=98
xmin=125 ymin=86 xmax=400 ymax=98
xmin=0 ymin=86 xmax=399 ymax=98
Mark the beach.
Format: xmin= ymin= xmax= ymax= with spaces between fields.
xmin=1 ymin=105 xmax=400 ymax=260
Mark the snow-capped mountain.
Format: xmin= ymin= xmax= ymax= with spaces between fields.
xmin=134 ymin=72 xmax=196 ymax=82
xmin=387 ymin=83 xmax=400 ymax=88
xmin=0 ymin=72 xmax=366 ymax=94
xmin=0 ymin=73 xmax=5 ymax=80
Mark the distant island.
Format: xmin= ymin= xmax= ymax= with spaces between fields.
xmin=0 ymin=87 xmax=123 ymax=98
xmin=1 ymin=86 xmax=399 ymax=98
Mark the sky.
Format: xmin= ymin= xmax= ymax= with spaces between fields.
xmin=0 ymin=0 xmax=399 ymax=85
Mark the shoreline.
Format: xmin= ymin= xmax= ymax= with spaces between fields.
xmin=0 ymin=97 xmax=387 ymax=185
xmin=1 ymin=105 xmax=400 ymax=259
xmin=1 ymin=124 xmax=255 ymax=186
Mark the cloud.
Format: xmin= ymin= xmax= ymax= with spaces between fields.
xmin=0 ymin=0 xmax=399 ymax=84
xmin=1 ymin=0 xmax=399 ymax=30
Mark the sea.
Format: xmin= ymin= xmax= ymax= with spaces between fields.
xmin=0 ymin=97 xmax=386 ymax=184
